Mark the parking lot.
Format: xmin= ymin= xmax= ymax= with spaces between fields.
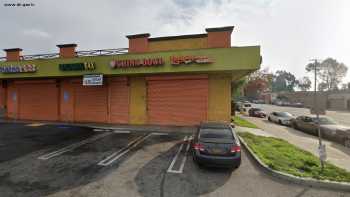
xmin=0 ymin=122 xmax=349 ymax=197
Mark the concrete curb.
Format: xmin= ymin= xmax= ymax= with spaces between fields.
xmin=238 ymin=135 xmax=350 ymax=192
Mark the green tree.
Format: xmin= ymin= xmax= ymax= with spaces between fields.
xmin=271 ymin=70 xmax=297 ymax=92
xmin=306 ymin=58 xmax=348 ymax=91
xmin=243 ymin=68 xmax=272 ymax=99
xmin=232 ymin=78 xmax=246 ymax=99
xmin=297 ymin=76 xmax=312 ymax=91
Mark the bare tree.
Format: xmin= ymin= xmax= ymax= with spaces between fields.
xmin=306 ymin=58 xmax=348 ymax=91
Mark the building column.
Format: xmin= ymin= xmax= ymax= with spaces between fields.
xmin=129 ymin=77 xmax=147 ymax=124
xmin=208 ymin=73 xmax=232 ymax=122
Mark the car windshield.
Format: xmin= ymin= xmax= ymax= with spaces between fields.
xmin=254 ymin=108 xmax=262 ymax=111
xmin=244 ymin=104 xmax=251 ymax=107
xmin=312 ymin=117 xmax=337 ymax=125
xmin=277 ymin=112 xmax=292 ymax=117
xmin=199 ymin=128 xmax=234 ymax=139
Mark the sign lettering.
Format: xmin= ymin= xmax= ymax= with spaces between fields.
xmin=170 ymin=56 xmax=213 ymax=65
xmin=110 ymin=58 xmax=164 ymax=69
xmin=83 ymin=74 xmax=103 ymax=86
xmin=0 ymin=64 xmax=37 ymax=73
xmin=59 ymin=62 xmax=96 ymax=71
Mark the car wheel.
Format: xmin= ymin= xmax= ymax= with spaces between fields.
xmin=345 ymin=138 xmax=350 ymax=148
xmin=292 ymin=122 xmax=299 ymax=130
xmin=278 ymin=120 xmax=282 ymax=125
xmin=268 ymin=117 xmax=271 ymax=122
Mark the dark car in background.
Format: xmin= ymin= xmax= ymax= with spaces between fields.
xmin=291 ymin=116 xmax=350 ymax=147
xmin=248 ymin=108 xmax=266 ymax=118
xmin=192 ymin=122 xmax=241 ymax=169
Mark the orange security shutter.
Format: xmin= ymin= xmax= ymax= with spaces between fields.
xmin=17 ymin=81 xmax=59 ymax=121
xmin=74 ymin=84 xmax=108 ymax=123
xmin=109 ymin=77 xmax=129 ymax=124
xmin=147 ymin=75 xmax=208 ymax=126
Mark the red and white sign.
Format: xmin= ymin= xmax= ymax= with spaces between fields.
xmin=170 ymin=56 xmax=213 ymax=65
xmin=110 ymin=58 xmax=164 ymax=69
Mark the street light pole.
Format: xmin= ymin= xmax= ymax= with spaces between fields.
xmin=312 ymin=59 xmax=325 ymax=171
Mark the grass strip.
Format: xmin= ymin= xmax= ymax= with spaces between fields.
xmin=232 ymin=116 xmax=258 ymax=129
xmin=239 ymin=132 xmax=350 ymax=183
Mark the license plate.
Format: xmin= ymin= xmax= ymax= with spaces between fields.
xmin=211 ymin=148 xmax=223 ymax=154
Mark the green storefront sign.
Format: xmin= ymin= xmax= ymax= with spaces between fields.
xmin=59 ymin=62 xmax=96 ymax=71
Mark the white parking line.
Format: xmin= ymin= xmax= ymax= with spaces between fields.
xmin=112 ymin=130 xmax=131 ymax=134
xmin=97 ymin=133 xmax=152 ymax=166
xmin=177 ymin=136 xmax=192 ymax=173
xmin=151 ymin=132 xmax=169 ymax=136
xmin=93 ymin=129 xmax=108 ymax=132
xmin=38 ymin=132 xmax=112 ymax=160
xmin=167 ymin=136 xmax=191 ymax=174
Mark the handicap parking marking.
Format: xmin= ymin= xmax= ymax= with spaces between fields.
xmin=167 ymin=135 xmax=192 ymax=174
xmin=38 ymin=132 xmax=113 ymax=160
xmin=98 ymin=133 xmax=152 ymax=166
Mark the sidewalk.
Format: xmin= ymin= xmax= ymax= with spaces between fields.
xmin=0 ymin=118 xmax=196 ymax=134
xmin=235 ymin=116 xmax=350 ymax=172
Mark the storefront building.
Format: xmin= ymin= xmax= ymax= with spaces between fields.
xmin=0 ymin=26 xmax=261 ymax=126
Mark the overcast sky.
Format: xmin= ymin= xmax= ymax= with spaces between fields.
xmin=0 ymin=0 xmax=349 ymax=83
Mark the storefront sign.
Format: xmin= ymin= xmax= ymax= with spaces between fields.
xmin=83 ymin=74 xmax=103 ymax=86
xmin=170 ymin=56 xmax=213 ymax=65
xmin=0 ymin=64 xmax=37 ymax=73
xmin=110 ymin=58 xmax=164 ymax=69
xmin=59 ymin=62 xmax=96 ymax=71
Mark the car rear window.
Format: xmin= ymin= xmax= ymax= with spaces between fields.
xmin=199 ymin=128 xmax=234 ymax=139
xmin=277 ymin=112 xmax=292 ymax=117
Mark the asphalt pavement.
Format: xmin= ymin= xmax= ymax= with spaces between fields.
xmin=254 ymin=104 xmax=350 ymax=127
xmin=0 ymin=122 xmax=349 ymax=197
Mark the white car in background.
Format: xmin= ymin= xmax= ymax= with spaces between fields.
xmin=240 ymin=103 xmax=252 ymax=116
xmin=268 ymin=111 xmax=294 ymax=126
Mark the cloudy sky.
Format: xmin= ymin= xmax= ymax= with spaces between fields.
xmin=0 ymin=0 xmax=349 ymax=83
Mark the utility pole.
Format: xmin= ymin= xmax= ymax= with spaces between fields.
xmin=311 ymin=59 xmax=325 ymax=171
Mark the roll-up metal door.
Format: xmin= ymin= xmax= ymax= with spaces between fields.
xmin=147 ymin=75 xmax=208 ymax=126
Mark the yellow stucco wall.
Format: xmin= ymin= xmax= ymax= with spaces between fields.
xmin=208 ymin=73 xmax=231 ymax=122
xmin=148 ymin=37 xmax=207 ymax=52
xmin=129 ymin=77 xmax=147 ymax=124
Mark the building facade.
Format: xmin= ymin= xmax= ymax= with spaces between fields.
xmin=0 ymin=26 xmax=261 ymax=126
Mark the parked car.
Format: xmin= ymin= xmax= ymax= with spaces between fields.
xmin=251 ymin=99 xmax=265 ymax=104
xmin=281 ymin=101 xmax=291 ymax=106
xmin=291 ymin=116 xmax=350 ymax=147
xmin=248 ymin=108 xmax=266 ymax=118
xmin=290 ymin=102 xmax=304 ymax=108
xmin=273 ymin=100 xmax=283 ymax=106
xmin=240 ymin=103 xmax=252 ymax=115
xmin=268 ymin=111 xmax=294 ymax=126
xmin=192 ymin=122 xmax=241 ymax=169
